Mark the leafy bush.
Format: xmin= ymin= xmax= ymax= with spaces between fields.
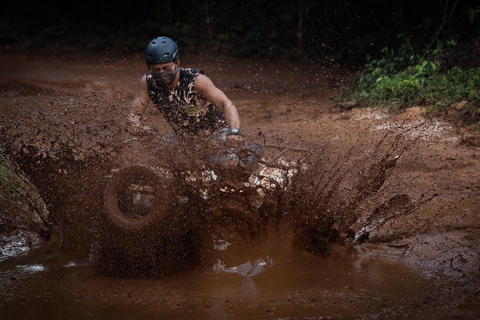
xmin=345 ymin=46 xmax=480 ymax=114
xmin=0 ymin=147 xmax=21 ymax=202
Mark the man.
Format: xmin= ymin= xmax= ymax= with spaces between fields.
xmin=128 ymin=36 xmax=242 ymax=139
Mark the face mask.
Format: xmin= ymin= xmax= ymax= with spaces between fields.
xmin=151 ymin=64 xmax=177 ymax=85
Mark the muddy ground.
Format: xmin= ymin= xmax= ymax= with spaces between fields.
xmin=0 ymin=52 xmax=479 ymax=318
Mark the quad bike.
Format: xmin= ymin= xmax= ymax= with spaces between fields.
xmin=98 ymin=129 xmax=310 ymax=276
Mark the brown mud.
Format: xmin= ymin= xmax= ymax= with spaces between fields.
xmin=0 ymin=53 xmax=479 ymax=318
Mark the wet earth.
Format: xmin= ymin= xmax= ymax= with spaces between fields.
xmin=0 ymin=52 xmax=480 ymax=318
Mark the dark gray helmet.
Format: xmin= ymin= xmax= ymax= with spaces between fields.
xmin=145 ymin=37 xmax=180 ymax=66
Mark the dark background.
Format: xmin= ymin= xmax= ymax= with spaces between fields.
xmin=1 ymin=0 xmax=478 ymax=64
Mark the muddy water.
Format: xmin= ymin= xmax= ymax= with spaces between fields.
xmin=0 ymin=244 xmax=471 ymax=319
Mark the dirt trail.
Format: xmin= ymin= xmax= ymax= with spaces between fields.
xmin=0 ymin=53 xmax=479 ymax=318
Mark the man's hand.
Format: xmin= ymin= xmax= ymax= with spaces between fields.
xmin=225 ymin=132 xmax=243 ymax=150
xmin=227 ymin=134 xmax=242 ymax=141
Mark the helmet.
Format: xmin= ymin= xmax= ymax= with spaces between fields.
xmin=145 ymin=37 xmax=180 ymax=66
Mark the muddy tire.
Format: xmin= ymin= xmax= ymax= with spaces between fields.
xmin=104 ymin=164 xmax=172 ymax=230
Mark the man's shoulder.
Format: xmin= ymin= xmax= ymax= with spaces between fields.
xmin=181 ymin=68 xmax=205 ymax=76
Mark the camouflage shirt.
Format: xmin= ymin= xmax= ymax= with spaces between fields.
xmin=146 ymin=68 xmax=226 ymax=135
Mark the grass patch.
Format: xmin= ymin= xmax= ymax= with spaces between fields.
xmin=0 ymin=146 xmax=22 ymax=203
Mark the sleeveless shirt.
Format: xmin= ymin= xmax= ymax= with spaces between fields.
xmin=146 ymin=68 xmax=226 ymax=135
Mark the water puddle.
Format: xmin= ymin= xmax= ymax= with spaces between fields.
xmin=0 ymin=231 xmax=43 ymax=263
xmin=1 ymin=244 xmax=478 ymax=319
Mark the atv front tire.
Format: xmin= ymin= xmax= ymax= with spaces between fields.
xmin=104 ymin=164 xmax=172 ymax=230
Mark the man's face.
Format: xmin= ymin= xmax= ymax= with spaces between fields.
xmin=150 ymin=60 xmax=179 ymax=85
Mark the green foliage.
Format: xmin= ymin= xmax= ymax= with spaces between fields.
xmin=3 ymin=0 xmax=477 ymax=61
xmin=345 ymin=46 xmax=480 ymax=114
xmin=467 ymin=6 xmax=480 ymax=24
xmin=0 ymin=147 xmax=21 ymax=202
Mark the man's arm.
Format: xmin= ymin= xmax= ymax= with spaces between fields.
xmin=128 ymin=75 xmax=151 ymax=132
xmin=195 ymin=74 xmax=241 ymax=130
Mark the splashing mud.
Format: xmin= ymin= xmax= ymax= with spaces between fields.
xmin=94 ymin=127 xmax=416 ymax=277
xmin=1 ymin=54 xmax=480 ymax=318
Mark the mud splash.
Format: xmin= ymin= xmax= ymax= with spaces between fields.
xmin=88 ymin=126 xmax=433 ymax=279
